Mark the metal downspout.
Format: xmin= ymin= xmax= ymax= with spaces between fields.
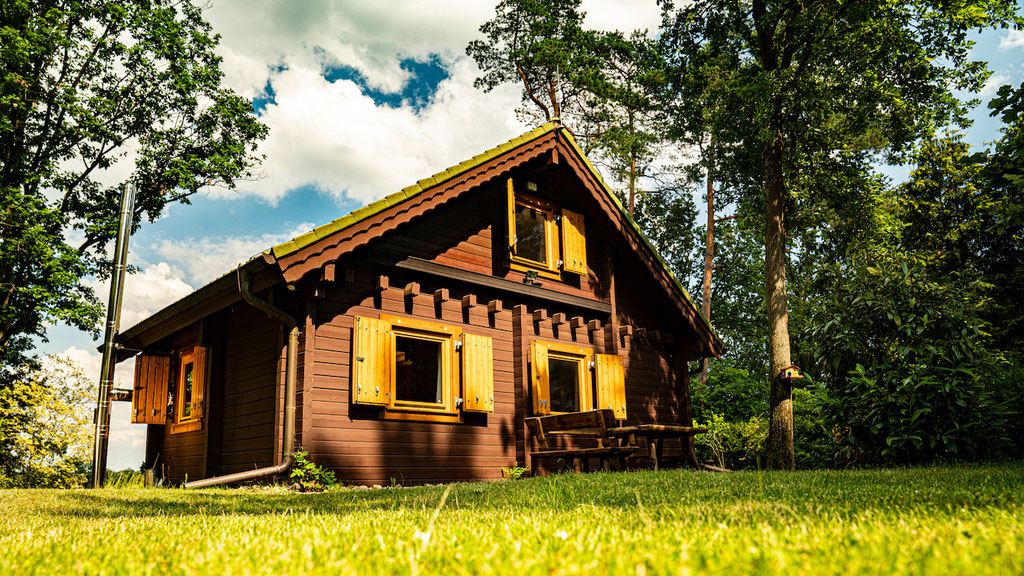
xmin=184 ymin=269 xmax=297 ymax=488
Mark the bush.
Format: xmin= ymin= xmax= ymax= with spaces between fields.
xmin=289 ymin=450 xmax=337 ymax=491
xmin=792 ymin=386 xmax=837 ymax=468
xmin=694 ymin=413 xmax=768 ymax=469
xmin=807 ymin=251 xmax=1013 ymax=464
xmin=692 ymin=361 xmax=768 ymax=423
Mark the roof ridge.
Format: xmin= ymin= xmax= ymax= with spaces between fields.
xmin=268 ymin=122 xmax=560 ymax=260
xmin=554 ymin=129 xmax=723 ymax=348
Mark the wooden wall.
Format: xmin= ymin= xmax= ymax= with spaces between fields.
xmin=149 ymin=297 xmax=284 ymax=483
xmin=302 ymin=164 xmax=700 ymax=484
xmin=147 ymin=159 xmax=704 ymax=485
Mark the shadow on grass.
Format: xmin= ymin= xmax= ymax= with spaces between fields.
xmin=27 ymin=463 xmax=1024 ymax=520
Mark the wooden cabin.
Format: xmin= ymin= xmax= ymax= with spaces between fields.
xmin=117 ymin=122 xmax=723 ymax=485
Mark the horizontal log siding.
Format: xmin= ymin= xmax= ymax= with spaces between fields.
xmin=153 ymin=323 xmax=204 ymax=483
xmin=375 ymin=181 xmax=605 ymax=304
xmin=308 ymin=256 xmax=519 ymax=485
xmin=217 ymin=301 xmax=281 ymax=474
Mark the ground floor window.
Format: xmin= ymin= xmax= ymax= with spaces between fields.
xmin=531 ymin=340 xmax=593 ymax=415
xmin=351 ymin=314 xmax=496 ymax=421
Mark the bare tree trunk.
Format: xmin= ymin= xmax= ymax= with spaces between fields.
xmin=628 ymin=154 xmax=636 ymax=218
xmin=763 ymin=131 xmax=794 ymax=471
xmin=699 ymin=146 xmax=715 ymax=385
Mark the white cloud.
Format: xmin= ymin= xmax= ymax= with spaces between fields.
xmin=221 ymin=57 xmax=524 ymax=204
xmin=199 ymin=1 xmax=655 ymax=206
xmin=89 ymin=262 xmax=195 ymax=330
xmin=979 ymin=73 xmax=1010 ymax=99
xmin=999 ymin=30 xmax=1024 ymax=50
xmin=581 ymin=0 xmax=662 ymax=33
xmin=154 ymin=222 xmax=316 ymax=285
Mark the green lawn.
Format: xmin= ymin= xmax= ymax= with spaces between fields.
xmin=2 ymin=464 xmax=1022 ymax=575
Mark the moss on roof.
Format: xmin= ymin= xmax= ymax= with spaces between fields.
xmin=266 ymin=121 xmax=723 ymax=350
xmin=268 ymin=122 xmax=559 ymax=260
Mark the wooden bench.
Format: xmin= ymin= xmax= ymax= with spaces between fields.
xmin=525 ymin=409 xmax=639 ymax=473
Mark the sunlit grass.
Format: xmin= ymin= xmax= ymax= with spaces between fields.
xmin=2 ymin=463 xmax=1022 ymax=574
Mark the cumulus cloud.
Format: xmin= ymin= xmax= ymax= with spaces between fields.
xmin=88 ymin=262 xmax=195 ymax=330
xmin=231 ymin=58 xmax=522 ymax=204
xmin=979 ymin=73 xmax=1010 ymax=99
xmin=200 ymin=1 xmax=652 ymax=205
xmin=999 ymin=30 xmax=1024 ymax=50
xmin=154 ymin=222 xmax=316 ymax=285
xmin=581 ymin=0 xmax=662 ymax=33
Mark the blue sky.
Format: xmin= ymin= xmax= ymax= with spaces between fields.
xmin=42 ymin=2 xmax=1024 ymax=471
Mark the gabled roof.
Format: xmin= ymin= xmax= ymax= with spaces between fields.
xmin=119 ymin=122 xmax=722 ymax=354
xmin=267 ymin=122 xmax=558 ymax=261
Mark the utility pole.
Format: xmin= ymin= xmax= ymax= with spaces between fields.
xmin=91 ymin=184 xmax=136 ymax=489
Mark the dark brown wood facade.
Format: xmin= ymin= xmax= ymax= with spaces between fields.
xmin=124 ymin=125 xmax=721 ymax=485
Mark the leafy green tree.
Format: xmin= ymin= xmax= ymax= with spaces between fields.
xmin=806 ymin=246 xmax=1009 ymax=464
xmin=0 ymin=0 xmax=268 ymax=381
xmin=582 ymin=31 xmax=667 ymax=217
xmin=466 ymin=0 xmax=596 ymax=129
xmin=979 ymin=82 xmax=1024 ymax=354
xmin=660 ymin=0 xmax=1021 ymax=469
xmin=0 ymin=356 xmax=92 ymax=488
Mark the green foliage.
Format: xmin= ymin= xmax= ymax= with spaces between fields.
xmin=691 ymin=360 xmax=768 ymax=423
xmin=807 ymin=249 xmax=1011 ymax=464
xmin=289 ymin=451 xmax=337 ymax=492
xmin=105 ymin=469 xmax=144 ymax=489
xmin=501 ymin=462 xmax=529 ymax=480
xmin=0 ymin=0 xmax=268 ymax=379
xmin=694 ymin=413 xmax=768 ymax=469
xmin=791 ymin=387 xmax=835 ymax=469
xmin=0 ymin=356 xmax=91 ymax=488
xmin=979 ymin=82 xmax=1024 ymax=354
xmin=466 ymin=0 xmax=594 ymax=126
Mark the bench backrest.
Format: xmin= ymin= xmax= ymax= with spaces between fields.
xmin=525 ymin=409 xmax=617 ymax=451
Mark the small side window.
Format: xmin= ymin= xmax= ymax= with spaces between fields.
xmin=169 ymin=346 xmax=208 ymax=434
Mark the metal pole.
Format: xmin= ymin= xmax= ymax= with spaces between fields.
xmin=91 ymin=184 xmax=136 ymax=489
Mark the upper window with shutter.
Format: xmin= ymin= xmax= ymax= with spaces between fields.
xmin=506 ymin=178 xmax=588 ymax=280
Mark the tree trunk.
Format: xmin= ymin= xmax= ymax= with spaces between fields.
xmin=699 ymin=149 xmax=715 ymax=385
xmin=763 ymin=131 xmax=795 ymax=471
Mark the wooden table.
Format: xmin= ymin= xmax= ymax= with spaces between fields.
xmin=607 ymin=425 xmax=708 ymax=470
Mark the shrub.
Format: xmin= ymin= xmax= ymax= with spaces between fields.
xmin=692 ymin=361 xmax=769 ymax=423
xmin=289 ymin=451 xmax=337 ymax=491
xmin=694 ymin=413 xmax=768 ymax=469
xmin=807 ymin=251 xmax=1013 ymax=464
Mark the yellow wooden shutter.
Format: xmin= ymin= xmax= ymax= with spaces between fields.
xmin=531 ymin=341 xmax=551 ymax=415
xmin=595 ymin=354 xmax=626 ymax=419
xmin=506 ymin=178 xmax=517 ymax=255
xmin=352 ymin=316 xmax=391 ymax=406
xmin=132 ymin=354 xmax=170 ymax=424
xmin=561 ymin=209 xmax=587 ymax=274
xmin=191 ymin=346 xmax=209 ymax=418
xmin=461 ymin=333 xmax=494 ymax=413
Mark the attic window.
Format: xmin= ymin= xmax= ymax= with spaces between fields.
xmin=506 ymin=178 xmax=588 ymax=279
